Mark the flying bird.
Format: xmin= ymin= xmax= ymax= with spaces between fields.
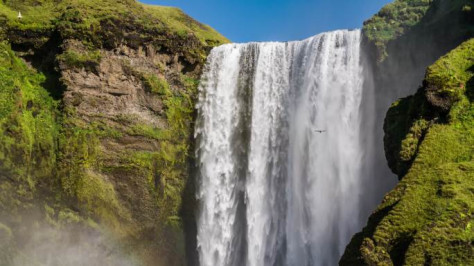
xmin=314 ymin=130 xmax=326 ymax=133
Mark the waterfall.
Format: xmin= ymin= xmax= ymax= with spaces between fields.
xmin=195 ymin=30 xmax=370 ymax=266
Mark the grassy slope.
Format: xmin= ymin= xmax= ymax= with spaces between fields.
xmin=143 ymin=5 xmax=229 ymax=45
xmin=341 ymin=39 xmax=474 ymax=266
xmin=0 ymin=0 xmax=228 ymax=47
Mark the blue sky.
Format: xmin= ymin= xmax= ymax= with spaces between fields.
xmin=140 ymin=0 xmax=392 ymax=43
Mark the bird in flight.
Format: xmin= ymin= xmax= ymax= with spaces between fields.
xmin=314 ymin=130 xmax=326 ymax=133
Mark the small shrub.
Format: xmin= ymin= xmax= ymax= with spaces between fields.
xmin=142 ymin=74 xmax=171 ymax=95
xmin=57 ymin=49 xmax=102 ymax=71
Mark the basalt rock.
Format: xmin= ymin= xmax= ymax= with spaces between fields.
xmin=0 ymin=1 xmax=228 ymax=265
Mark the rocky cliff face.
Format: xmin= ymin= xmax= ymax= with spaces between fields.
xmin=0 ymin=1 xmax=228 ymax=265
xmin=341 ymin=0 xmax=474 ymax=265
xmin=2 ymin=1 xmax=473 ymax=265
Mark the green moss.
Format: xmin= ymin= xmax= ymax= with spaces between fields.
xmin=56 ymin=111 xmax=135 ymax=235
xmin=142 ymin=74 xmax=171 ymax=95
xmin=0 ymin=1 xmax=225 ymax=264
xmin=109 ymin=150 xmax=156 ymax=175
xmin=384 ymin=89 xmax=433 ymax=176
xmin=95 ymin=123 xmax=123 ymax=139
xmin=425 ymin=39 xmax=474 ymax=109
xmin=57 ymin=209 xmax=82 ymax=224
xmin=341 ymin=39 xmax=474 ymax=265
xmin=115 ymin=71 xmax=198 ymax=223
xmin=0 ymin=42 xmax=58 ymax=211
xmin=76 ymin=171 xmax=131 ymax=234
xmin=0 ymin=0 xmax=57 ymax=32
xmin=57 ymin=48 xmax=102 ymax=70
xmin=399 ymin=118 xmax=429 ymax=161
xmin=462 ymin=4 xmax=472 ymax=12
xmin=155 ymin=86 xmax=195 ymax=220
xmin=367 ymin=128 xmax=474 ymax=265
xmin=127 ymin=123 xmax=167 ymax=140
xmin=57 ymin=113 xmax=101 ymax=196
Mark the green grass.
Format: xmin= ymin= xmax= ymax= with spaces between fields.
xmin=0 ymin=41 xmax=58 ymax=193
xmin=0 ymin=0 xmax=228 ymax=48
xmin=143 ymin=5 xmax=229 ymax=45
xmin=0 ymin=0 xmax=58 ymax=31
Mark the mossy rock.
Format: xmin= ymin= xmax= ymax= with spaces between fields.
xmin=0 ymin=0 xmax=228 ymax=51
xmin=341 ymin=39 xmax=474 ymax=266
xmin=0 ymin=1 xmax=227 ymax=265
xmin=363 ymin=0 xmax=474 ymax=62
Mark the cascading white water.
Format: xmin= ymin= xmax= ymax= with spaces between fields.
xmin=195 ymin=30 xmax=368 ymax=266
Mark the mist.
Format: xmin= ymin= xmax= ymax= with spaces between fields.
xmin=0 ymin=220 xmax=138 ymax=266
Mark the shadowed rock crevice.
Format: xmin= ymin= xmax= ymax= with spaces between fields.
xmin=10 ymin=30 xmax=66 ymax=100
xmin=389 ymin=232 xmax=415 ymax=266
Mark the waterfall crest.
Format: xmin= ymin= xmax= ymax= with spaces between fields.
xmin=195 ymin=30 xmax=368 ymax=266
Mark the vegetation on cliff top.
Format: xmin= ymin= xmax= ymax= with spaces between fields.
xmin=364 ymin=0 xmax=432 ymax=42
xmin=341 ymin=38 xmax=474 ymax=266
xmin=363 ymin=0 xmax=474 ymax=61
xmin=0 ymin=0 xmax=228 ymax=47
xmin=143 ymin=5 xmax=229 ymax=45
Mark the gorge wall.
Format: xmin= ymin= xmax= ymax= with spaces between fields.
xmin=341 ymin=0 xmax=474 ymax=265
xmin=0 ymin=0 xmax=473 ymax=265
xmin=0 ymin=1 xmax=227 ymax=265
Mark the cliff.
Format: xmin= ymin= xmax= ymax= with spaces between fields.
xmin=341 ymin=0 xmax=474 ymax=265
xmin=0 ymin=1 xmax=228 ymax=265
xmin=1 ymin=0 xmax=473 ymax=265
